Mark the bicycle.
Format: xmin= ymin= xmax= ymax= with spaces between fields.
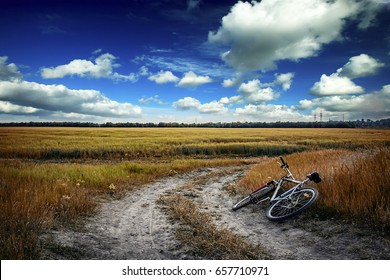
xmin=232 ymin=156 xmax=321 ymax=221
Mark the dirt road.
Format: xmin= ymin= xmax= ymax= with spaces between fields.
xmin=42 ymin=165 xmax=389 ymax=260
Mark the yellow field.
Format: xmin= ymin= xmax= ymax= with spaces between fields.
xmin=0 ymin=127 xmax=389 ymax=259
xmin=1 ymin=127 xmax=389 ymax=160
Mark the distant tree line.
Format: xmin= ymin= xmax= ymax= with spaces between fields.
xmin=1 ymin=118 xmax=389 ymax=128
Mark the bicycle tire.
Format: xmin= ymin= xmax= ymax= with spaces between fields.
xmin=265 ymin=187 xmax=318 ymax=221
xmin=232 ymin=185 xmax=274 ymax=211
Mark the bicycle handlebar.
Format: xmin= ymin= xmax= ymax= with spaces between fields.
xmin=280 ymin=156 xmax=288 ymax=168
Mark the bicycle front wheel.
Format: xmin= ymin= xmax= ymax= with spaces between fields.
xmin=266 ymin=187 xmax=318 ymax=221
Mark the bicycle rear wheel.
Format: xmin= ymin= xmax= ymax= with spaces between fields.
xmin=232 ymin=185 xmax=274 ymax=211
xmin=266 ymin=187 xmax=318 ymax=221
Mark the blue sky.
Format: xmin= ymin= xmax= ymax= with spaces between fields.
xmin=0 ymin=0 xmax=389 ymax=123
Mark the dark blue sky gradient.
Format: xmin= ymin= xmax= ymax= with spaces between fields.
xmin=1 ymin=0 xmax=389 ymax=123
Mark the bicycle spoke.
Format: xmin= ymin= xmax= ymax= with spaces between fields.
xmin=266 ymin=188 xmax=318 ymax=221
xmin=271 ymin=202 xmax=292 ymax=216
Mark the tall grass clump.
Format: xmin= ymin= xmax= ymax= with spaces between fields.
xmin=318 ymin=148 xmax=389 ymax=226
xmin=0 ymin=162 xmax=98 ymax=259
xmin=239 ymin=147 xmax=390 ymax=228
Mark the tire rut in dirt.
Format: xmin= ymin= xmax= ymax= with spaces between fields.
xmin=42 ymin=169 xmax=212 ymax=259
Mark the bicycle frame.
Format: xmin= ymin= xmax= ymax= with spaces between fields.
xmin=232 ymin=156 xmax=320 ymax=219
xmin=257 ymin=162 xmax=311 ymax=204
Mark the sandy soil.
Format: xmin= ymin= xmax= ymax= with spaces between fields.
xmin=42 ymin=165 xmax=389 ymax=260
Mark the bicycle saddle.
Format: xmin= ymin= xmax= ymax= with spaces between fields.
xmin=307 ymin=171 xmax=321 ymax=183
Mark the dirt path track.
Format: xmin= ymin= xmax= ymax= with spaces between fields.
xmin=43 ymin=166 xmax=389 ymax=260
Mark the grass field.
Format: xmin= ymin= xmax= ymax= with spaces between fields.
xmin=1 ymin=127 xmax=388 ymax=160
xmin=0 ymin=127 xmax=389 ymax=259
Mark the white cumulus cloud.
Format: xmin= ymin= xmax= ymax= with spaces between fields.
xmin=219 ymin=95 xmax=242 ymax=105
xmin=0 ymin=56 xmax=23 ymax=82
xmin=0 ymin=101 xmax=39 ymax=114
xmin=222 ymin=78 xmax=239 ymax=88
xmin=310 ymin=73 xmax=364 ymax=96
xmin=41 ymin=53 xmax=138 ymax=82
xmin=296 ymin=99 xmax=314 ymax=110
xmin=208 ymin=0 xmax=377 ymax=71
xmin=148 ymin=70 xmax=179 ymax=84
xmin=235 ymin=104 xmax=309 ymax=122
xmin=238 ymin=79 xmax=279 ymax=103
xmin=177 ymin=71 xmax=213 ymax=87
xmin=138 ymin=95 xmax=166 ymax=105
xmin=274 ymin=73 xmax=294 ymax=91
xmin=172 ymin=96 xmax=228 ymax=114
xmin=336 ymin=53 xmax=385 ymax=79
xmin=1 ymin=56 xmax=143 ymax=120
xmin=310 ymin=54 xmax=384 ymax=96
xmin=299 ymin=85 xmax=390 ymax=120
xmin=316 ymin=85 xmax=389 ymax=112
xmin=0 ymin=80 xmax=142 ymax=118
xmin=172 ymin=97 xmax=201 ymax=110
xmin=198 ymin=101 xmax=228 ymax=114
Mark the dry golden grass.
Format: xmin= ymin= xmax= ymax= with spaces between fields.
xmin=0 ymin=171 xmax=94 ymax=259
xmin=1 ymin=127 xmax=388 ymax=160
xmin=239 ymin=147 xmax=390 ymax=228
xmin=1 ymin=127 xmax=389 ymax=259
xmin=0 ymin=158 xmax=247 ymax=259
xmin=159 ymin=194 xmax=270 ymax=259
